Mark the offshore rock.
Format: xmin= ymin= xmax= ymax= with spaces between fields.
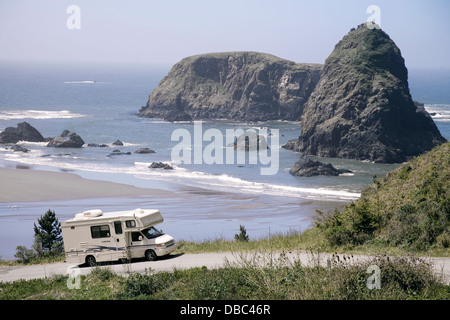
xmin=112 ymin=140 xmax=124 ymax=146
xmin=230 ymin=131 xmax=268 ymax=151
xmin=139 ymin=52 xmax=322 ymax=121
xmin=10 ymin=144 xmax=30 ymax=153
xmin=134 ymin=148 xmax=156 ymax=154
xmin=296 ymin=23 xmax=446 ymax=163
xmin=108 ymin=149 xmax=131 ymax=156
xmin=148 ymin=162 xmax=173 ymax=170
xmin=0 ymin=122 xmax=45 ymax=144
xmin=47 ymin=130 xmax=85 ymax=148
xmin=87 ymin=143 xmax=108 ymax=147
xmin=289 ymin=154 xmax=351 ymax=177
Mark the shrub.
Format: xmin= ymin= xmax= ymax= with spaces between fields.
xmin=387 ymin=200 xmax=449 ymax=250
xmin=14 ymin=246 xmax=36 ymax=263
xmin=120 ymin=272 xmax=156 ymax=298
xmin=235 ymin=225 xmax=249 ymax=242
xmin=89 ymin=267 xmax=116 ymax=282
xmin=316 ymin=199 xmax=380 ymax=246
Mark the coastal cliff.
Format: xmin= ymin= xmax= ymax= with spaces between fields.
xmin=139 ymin=52 xmax=322 ymax=121
xmin=288 ymin=23 xmax=446 ymax=163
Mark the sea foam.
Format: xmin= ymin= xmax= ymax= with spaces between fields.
xmin=0 ymin=109 xmax=86 ymax=120
xmin=134 ymin=162 xmax=360 ymax=201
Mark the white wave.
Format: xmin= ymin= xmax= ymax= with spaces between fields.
xmin=122 ymin=142 xmax=145 ymax=147
xmin=0 ymin=110 xmax=86 ymax=120
xmin=64 ymin=80 xmax=96 ymax=84
xmin=425 ymin=104 xmax=450 ymax=122
xmin=133 ymin=162 xmax=360 ymax=201
xmin=339 ymin=172 xmax=355 ymax=176
xmin=16 ymin=141 xmax=48 ymax=147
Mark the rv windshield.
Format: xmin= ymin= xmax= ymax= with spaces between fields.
xmin=141 ymin=226 xmax=163 ymax=239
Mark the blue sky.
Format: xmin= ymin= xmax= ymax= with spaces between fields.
xmin=0 ymin=0 xmax=449 ymax=69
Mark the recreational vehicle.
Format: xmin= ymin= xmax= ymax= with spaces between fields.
xmin=61 ymin=208 xmax=176 ymax=266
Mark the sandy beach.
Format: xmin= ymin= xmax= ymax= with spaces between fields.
xmin=0 ymin=166 xmax=338 ymax=259
xmin=0 ymin=167 xmax=172 ymax=203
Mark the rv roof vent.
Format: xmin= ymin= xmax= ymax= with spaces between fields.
xmin=82 ymin=209 xmax=103 ymax=217
xmin=134 ymin=208 xmax=145 ymax=214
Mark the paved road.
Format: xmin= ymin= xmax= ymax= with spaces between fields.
xmin=1 ymin=251 xmax=449 ymax=285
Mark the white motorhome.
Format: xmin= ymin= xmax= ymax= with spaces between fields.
xmin=61 ymin=208 xmax=176 ymax=266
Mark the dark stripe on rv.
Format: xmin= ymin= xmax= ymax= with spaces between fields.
xmin=65 ymin=246 xmax=126 ymax=254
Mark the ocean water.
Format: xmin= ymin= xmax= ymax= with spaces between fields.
xmin=0 ymin=61 xmax=449 ymax=259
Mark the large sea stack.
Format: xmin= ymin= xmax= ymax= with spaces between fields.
xmin=139 ymin=52 xmax=322 ymax=121
xmin=292 ymin=23 xmax=446 ymax=163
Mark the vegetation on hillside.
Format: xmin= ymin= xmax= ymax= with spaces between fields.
xmin=316 ymin=142 xmax=450 ymax=252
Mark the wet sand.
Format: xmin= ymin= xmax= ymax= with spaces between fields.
xmin=0 ymin=167 xmax=172 ymax=203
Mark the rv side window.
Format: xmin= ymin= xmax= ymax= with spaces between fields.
xmin=114 ymin=221 xmax=123 ymax=234
xmin=125 ymin=220 xmax=136 ymax=228
xmin=91 ymin=225 xmax=110 ymax=239
xmin=132 ymin=232 xmax=143 ymax=241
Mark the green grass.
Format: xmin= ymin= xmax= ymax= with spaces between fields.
xmin=0 ymin=267 xmax=123 ymax=300
xmin=0 ymin=253 xmax=65 ymax=267
xmin=175 ymin=226 xmax=449 ymax=258
xmin=1 ymin=252 xmax=448 ymax=300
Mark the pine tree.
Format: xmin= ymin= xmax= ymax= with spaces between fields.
xmin=33 ymin=209 xmax=62 ymax=254
xmin=234 ymin=225 xmax=249 ymax=242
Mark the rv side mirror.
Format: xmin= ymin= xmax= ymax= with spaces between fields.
xmin=138 ymin=235 xmax=143 ymax=241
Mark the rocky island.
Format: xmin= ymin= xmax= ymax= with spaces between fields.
xmin=139 ymin=51 xmax=322 ymax=121
xmin=286 ymin=23 xmax=446 ymax=163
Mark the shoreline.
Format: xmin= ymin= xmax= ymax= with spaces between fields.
xmin=0 ymin=167 xmax=174 ymax=203
xmin=0 ymin=164 xmax=344 ymax=260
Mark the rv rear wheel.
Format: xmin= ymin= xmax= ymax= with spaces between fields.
xmin=145 ymin=250 xmax=157 ymax=261
xmin=86 ymin=255 xmax=97 ymax=267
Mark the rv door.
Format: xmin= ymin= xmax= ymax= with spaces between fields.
xmin=113 ymin=221 xmax=123 ymax=246
xmin=129 ymin=231 xmax=146 ymax=258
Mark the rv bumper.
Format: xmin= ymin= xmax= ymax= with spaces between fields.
xmin=155 ymin=242 xmax=177 ymax=256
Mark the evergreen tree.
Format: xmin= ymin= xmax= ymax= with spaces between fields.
xmin=33 ymin=209 xmax=62 ymax=254
xmin=234 ymin=225 xmax=249 ymax=242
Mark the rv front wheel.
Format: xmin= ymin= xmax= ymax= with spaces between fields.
xmin=145 ymin=250 xmax=157 ymax=261
xmin=86 ymin=255 xmax=97 ymax=267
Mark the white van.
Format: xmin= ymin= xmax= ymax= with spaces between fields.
xmin=61 ymin=208 xmax=176 ymax=266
